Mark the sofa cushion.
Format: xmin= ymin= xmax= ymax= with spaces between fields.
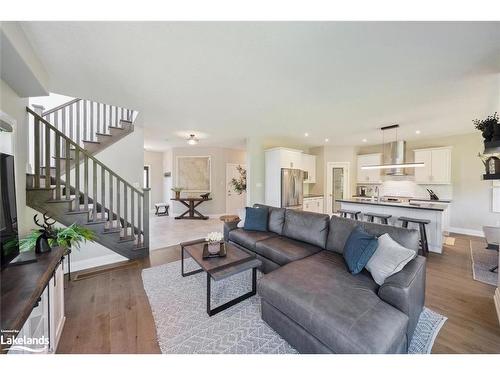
xmin=258 ymin=251 xmax=409 ymax=353
xmin=282 ymin=210 xmax=329 ymax=248
xmin=228 ymin=229 xmax=277 ymax=251
xmin=255 ymin=236 xmax=322 ymax=266
xmin=243 ymin=206 xmax=269 ymax=231
xmin=366 ymin=233 xmax=417 ymax=285
xmin=343 ymin=226 xmax=379 ymax=274
xmin=254 ymin=204 xmax=286 ymax=235
xmin=326 ymin=215 xmax=420 ymax=254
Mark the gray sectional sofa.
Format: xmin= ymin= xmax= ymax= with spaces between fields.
xmin=223 ymin=204 xmax=426 ymax=354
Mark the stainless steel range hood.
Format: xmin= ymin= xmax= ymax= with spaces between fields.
xmin=384 ymin=140 xmax=407 ymax=176
xmin=361 ymin=124 xmax=425 ymax=174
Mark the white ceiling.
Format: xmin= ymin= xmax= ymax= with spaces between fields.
xmin=20 ymin=21 xmax=500 ymax=151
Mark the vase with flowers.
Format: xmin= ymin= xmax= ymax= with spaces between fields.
xmin=205 ymin=231 xmax=224 ymax=254
xmin=171 ymin=187 xmax=184 ymax=199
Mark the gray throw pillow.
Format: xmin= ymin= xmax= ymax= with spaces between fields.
xmin=366 ymin=233 xmax=417 ymax=285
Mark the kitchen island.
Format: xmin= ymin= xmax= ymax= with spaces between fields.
xmin=338 ymin=198 xmax=450 ymax=253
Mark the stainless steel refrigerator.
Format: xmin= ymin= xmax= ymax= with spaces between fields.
xmin=281 ymin=168 xmax=304 ymax=209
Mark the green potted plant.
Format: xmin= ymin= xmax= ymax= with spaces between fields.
xmin=230 ymin=165 xmax=247 ymax=194
xmin=19 ymin=223 xmax=96 ymax=255
xmin=171 ymin=187 xmax=184 ymax=199
xmin=474 ymin=112 xmax=499 ymax=143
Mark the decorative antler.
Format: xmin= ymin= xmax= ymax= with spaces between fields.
xmin=33 ymin=213 xmax=56 ymax=230
xmin=43 ymin=213 xmax=56 ymax=227
xmin=34 ymin=214 xmax=44 ymax=229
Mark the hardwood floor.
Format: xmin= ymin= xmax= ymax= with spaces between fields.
xmin=56 ymin=234 xmax=500 ymax=354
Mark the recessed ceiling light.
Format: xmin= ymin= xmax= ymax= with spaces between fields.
xmin=325 ymin=138 xmax=329 ymax=142
xmin=415 ymin=130 xmax=421 ymax=134
xmin=187 ymin=134 xmax=199 ymax=145
xmin=362 ymin=138 xmax=367 ymax=143
xmin=304 ymin=132 xmax=309 ymax=137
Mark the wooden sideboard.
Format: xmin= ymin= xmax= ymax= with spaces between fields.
xmin=1 ymin=247 xmax=65 ymax=353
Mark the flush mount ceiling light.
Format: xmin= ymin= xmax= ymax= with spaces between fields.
xmin=0 ymin=119 xmax=13 ymax=133
xmin=361 ymin=124 xmax=425 ymax=171
xmin=304 ymin=132 xmax=309 ymax=137
xmin=187 ymin=134 xmax=198 ymax=145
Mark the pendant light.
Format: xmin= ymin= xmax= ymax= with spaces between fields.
xmin=361 ymin=124 xmax=425 ymax=170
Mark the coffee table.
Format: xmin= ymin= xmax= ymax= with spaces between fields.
xmin=180 ymin=239 xmax=261 ymax=316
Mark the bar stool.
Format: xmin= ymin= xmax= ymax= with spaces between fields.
xmin=338 ymin=209 xmax=361 ymax=220
xmin=364 ymin=212 xmax=392 ymax=224
xmin=398 ymin=217 xmax=431 ymax=257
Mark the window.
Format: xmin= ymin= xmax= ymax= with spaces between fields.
xmin=144 ymin=165 xmax=150 ymax=189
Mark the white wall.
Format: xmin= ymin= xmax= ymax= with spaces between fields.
xmin=0 ymin=79 xmax=31 ymax=235
xmin=144 ymin=150 xmax=165 ymax=209
xmin=171 ymin=146 xmax=245 ymax=215
xmin=163 ymin=148 xmax=173 ymax=203
xmin=309 ymin=145 xmax=359 ymax=197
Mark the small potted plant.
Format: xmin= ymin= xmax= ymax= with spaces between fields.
xmin=171 ymin=187 xmax=184 ymax=199
xmin=20 ymin=222 xmax=96 ymax=264
xmin=474 ymin=112 xmax=499 ymax=143
xmin=205 ymin=231 xmax=224 ymax=254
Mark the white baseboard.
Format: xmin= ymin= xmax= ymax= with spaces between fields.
xmin=66 ymin=253 xmax=127 ymax=274
xmin=448 ymin=227 xmax=484 ymax=238
xmin=495 ymin=288 xmax=500 ymax=326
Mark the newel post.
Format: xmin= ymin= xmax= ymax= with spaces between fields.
xmin=32 ymin=104 xmax=45 ymax=116
xmin=142 ymin=188 xmax=150 ymax=248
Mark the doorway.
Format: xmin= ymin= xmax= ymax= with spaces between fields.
xmin=226 ymin=163 xmax=247 ymax=215
xmin=326 ymin=162 xmax=350 ymax=215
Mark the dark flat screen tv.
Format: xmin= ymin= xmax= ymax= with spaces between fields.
xmin=0 ymin=152 xmax=20 ymax=269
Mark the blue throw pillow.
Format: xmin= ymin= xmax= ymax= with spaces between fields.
xmin=343 ymin=225 xmax=379 ymax=274
xmin=243 ymin=207 xmax=269 ymax=232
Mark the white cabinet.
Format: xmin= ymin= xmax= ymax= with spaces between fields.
xmin=302 ymin=154 xmax=316 ymax=183
xmin=277 ymin=149 xmax=303 ymax=169
xmin=265 ymin=148 xmax=305 ymax=207
xmin=357 ymin=153 xmax=382 ymax=184
xmin=9 ymin=260 xmax=65 ymax=354
xmin=303 ymin=197 xmax=324 ymax=213
xmin=414 ymin=147 xmax=451 ymax=184
xmin=49 ymin=260 xmax=65 ymax=352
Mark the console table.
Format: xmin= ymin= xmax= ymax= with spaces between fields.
xmin=1 ymin=247 xmax=65 ymax=354
xmin=171 ymin=197 xmax=212 ymax=220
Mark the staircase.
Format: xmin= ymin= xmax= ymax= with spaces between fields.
xmin=26 ymin=99 xmax=149 ymax=260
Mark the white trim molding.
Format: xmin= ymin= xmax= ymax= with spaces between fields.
xmin=448 ymin=227 xmax=485 ymax=238
xmin=67 ymin=253 xmax=127 ymax=274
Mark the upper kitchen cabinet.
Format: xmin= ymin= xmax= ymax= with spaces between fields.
xmin=414 ymin=147 xmax=452 ymax=184
xmin=357 ymin=153 xmax=382 ymax=184
xmin=302 ymin=153 xmax=316 ymax=183
xmin=265 ymin=147 xmax=304 ymax=207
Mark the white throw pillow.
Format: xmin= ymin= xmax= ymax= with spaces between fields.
xmin=366 ymin=233 xmax=417 ymax=285
xmin=237 ymin=208 xmax=246 ymax=228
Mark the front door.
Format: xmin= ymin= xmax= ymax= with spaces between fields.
xmin=226 ymin=164 xmax=247 ymax=215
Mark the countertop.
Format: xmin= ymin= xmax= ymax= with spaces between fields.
xmin=1 ymin=247 xmax=65 ymax=351
xmin=338 ymin=198 xmax=448 ymax=211
xmin=304 ymin=194 xmax=324 ymax=199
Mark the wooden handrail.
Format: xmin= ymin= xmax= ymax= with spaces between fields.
xmin=41 ymin=98 xmax=81 ymax=117
xmin=27 ymin=107 xmax=144 ymax=197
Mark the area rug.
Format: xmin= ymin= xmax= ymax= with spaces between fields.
xmin=142 ymin=259 xmax=447 ymax=354
xmin=470 ymin=239 xmax=498 ymax=286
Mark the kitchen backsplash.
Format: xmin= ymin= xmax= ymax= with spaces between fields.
xmin=362 ymin=181 xmax=452 ymax=200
